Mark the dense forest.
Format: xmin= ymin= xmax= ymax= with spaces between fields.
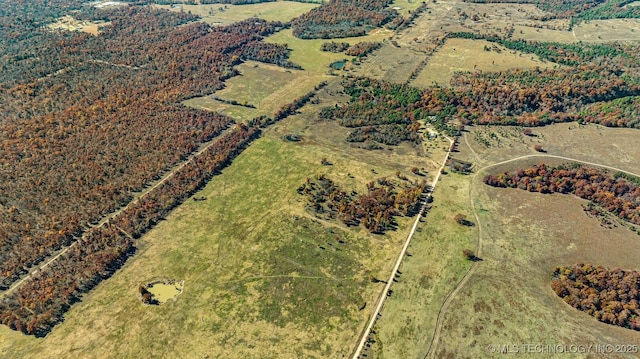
xmin=291 ymin=0 xmax=396 ymax=39
xmin=298 ymin=174 xmax=428 ymax=234
xmin=552 ymin=264 xmax=640 ymax=331
xmin=483 ymin=163 xmax=640 ymax=225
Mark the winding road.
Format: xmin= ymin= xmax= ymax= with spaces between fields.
xmin=424 ymin=137 xmax=640 ymax=358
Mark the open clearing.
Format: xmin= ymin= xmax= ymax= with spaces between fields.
xmin=265 ymin=28 xmax=392 ymax=73
xmin=185 ymin=61 xmax=329 ymax=121
xmin=348 ymin=43 xmax=427 ymax=84
xmin=412 ymin=38 xmax=554 ymax=87
xmin=512 ymin=19 xmax=640 ymax=43
xmin=0 ymin=81 xmax=446 ymax=358
xmin=155 ymin=1 xmax=318 ymax=26
xmin=47 ymin=15 xmax=110 ymax=35
xmin=424 ymin=123 xmax=640 ymax=358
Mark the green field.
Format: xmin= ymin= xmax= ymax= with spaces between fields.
xmin=265 ymin=29 xmax=391 ymax=73
xmin=370 ymin=171 xmax=476 ymax=358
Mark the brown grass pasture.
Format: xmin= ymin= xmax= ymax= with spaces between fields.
xmin=512 ymin=19 xmax=640 ymax=43
xmin=426 ymin=123 xmax=640 ymax=358
xmin=348 ymin=43 xmax=427 ymax=84
xmin=154 ymin=1 xmax=318 ymax=26
xmin=412 ymin=38 xmax=554 ymax=87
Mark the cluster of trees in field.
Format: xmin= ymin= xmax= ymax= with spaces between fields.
xmin=321 ymin=42 xmax=639 ymax=147
xmin=321 ymin=41 xmax=351 ymax=52
xmin=483 ymin=163 xmax=640 ymax=225
xmin=345 ymin=41 xmax=382 ymax=57
xmin=319 ymin=77 xmax=457 ymax=147
xmin=298 ymin=174 xmax=428 ymax=233
xmin=0 ymin=4 xmax=298 ymax=291
xmin=551 ymin=264 xmax=640 ymax=330
xmin=319 ymin=41 xmax=382 ymax=57
xmin=291 ymin=0 xmax=396 ymax=39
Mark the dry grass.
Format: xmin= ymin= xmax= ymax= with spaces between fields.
xmin=427 ymin=123 xmax=640 ymax=358
xmin=184 ymin=61 xmax=330 ymax=121
xmin=154 ymin=1 xmax=318 ymax=26
xmin=47 ymin=15 xmax=110 ymax=36
xmin=412 ymin=38 xmax=554 ymax=87
xmin=348 ymin=43 xmax=427 ymax=84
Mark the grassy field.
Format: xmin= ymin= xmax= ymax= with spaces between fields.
xmin=265 ymin=28 xmax=392 ymax=74
xmin=512 ymin=19 xmax=640 ymax=42
xmin=348 ymin=43 xmax=427 ymax=84
xmin=425 ymin=123 xmax=640 ymax=358
xmin=369 ymin=171 xmax=476 ymax=358
xmin=390 ymin=0 xmax=426 ymax=16
xmin=184 ymin=61 xmax=329 ymax=121
xmin=0 ymin=84 xmax=448 ymax=358
xmin=412 ymin=38 xmax=554 ymax=87
xmin=154 ymin=1 xmax=319 ymax=25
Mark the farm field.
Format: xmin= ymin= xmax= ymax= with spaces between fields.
xmin=0 ymin=85 xmax=448 ymax=358
xmin=423 ymin=123 xmax=640 ymax=358
xmin=154 ymin=1 xmax=319 ymax=25
xmin=411 ymin=38 xmax=554 ymax=87
xmin=348 ymin=43 xmax=426 ymax=84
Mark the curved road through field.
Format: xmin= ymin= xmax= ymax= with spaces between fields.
xmin=351 ymin=135 xmax=454 ymax=359
xmin=424 ymin=138 xmax=640 ymax=359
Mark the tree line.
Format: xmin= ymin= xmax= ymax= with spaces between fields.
xmin=483 ymin=163 xmax=640 ymax=225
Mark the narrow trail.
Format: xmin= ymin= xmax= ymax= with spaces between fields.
xmin=351 ymin=135 xmax=454 ymax=359
xmin=0 ymin=126 xmax=235 ymax=299
xmin=424 ymin=140 xmax=640 ymax=358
